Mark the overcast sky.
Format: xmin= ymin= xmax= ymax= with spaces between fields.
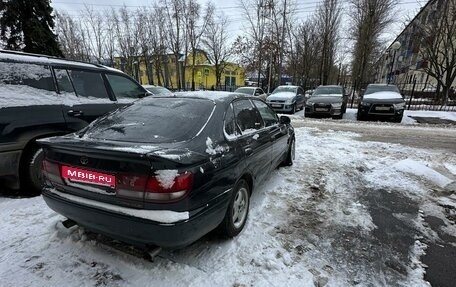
xmin=51 ymin=0 xmax=429 ymax=52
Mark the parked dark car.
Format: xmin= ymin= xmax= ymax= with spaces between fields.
xmin=305 ymin=85 xmax=348 ymax=119
xmin=234 ymin=86 xmax=267 ymax=101
xmin=38 ymin=92 xmax=295 ymax=248
xmin=0 ymin=50 xmax=149 ymax=192
xmin=357 ymin=84 xmax=405 ymax=122
xmin=266 ymin=85 xmax=305 ymax=113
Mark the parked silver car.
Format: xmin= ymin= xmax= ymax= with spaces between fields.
xmin=266 ymin=85 xmax=305 ymax=114
xmin=234 ymin=86 xmax=267 ymax=101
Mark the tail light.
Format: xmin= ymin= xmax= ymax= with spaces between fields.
xmin=145 ymin=172 xmax=193 ymax=201
xmin=115 ymin=171 xmax=193 ymax=202
xmin=116 ymin=174 xmax=148 ymax=200
xmin=42 ymin=159 xmax=63 ymax=184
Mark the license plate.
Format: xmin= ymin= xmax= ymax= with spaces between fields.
xmin=376 ymin=107 xmax=390 ymax=111
xmin=61 ymin=166 xmax=115 ymax=187
xmin=315 ymin=108 xmax=329 ymax=112
xmin=272 ymin=104 xmax=281 ymax=108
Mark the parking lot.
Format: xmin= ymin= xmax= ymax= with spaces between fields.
xmin=1 ymin=115 xmax=455 ymax=287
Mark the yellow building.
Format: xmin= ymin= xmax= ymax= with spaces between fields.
xmin=114 ymin=50 xmax=245 ymax=91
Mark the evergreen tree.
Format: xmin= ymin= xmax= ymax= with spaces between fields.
xmin=0 ymin=0 xmax=63 ymax=57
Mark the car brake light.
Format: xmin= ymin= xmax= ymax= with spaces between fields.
xmin=42 ymin=159 xmax=59 ymax=174
xmin=145 ymin=172 xmax=193 ymax=201
xmin=116 ymin=174 xmax=148 ymax=200
xmin=42 ymin=159 xmax=63 ymax=184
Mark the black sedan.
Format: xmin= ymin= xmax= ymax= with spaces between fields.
xmin=38 ymin=92 xmax=295 ymax=248
xmin=357 ymin=84 xmax=405 ymax=122
xmin=305 ymin=85 xmax=348 ymax=119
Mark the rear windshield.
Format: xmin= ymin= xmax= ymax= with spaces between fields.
xmin=365 ymin=85 xmax=400 ymax=95
xmin=234 ymin=88 xmax=254 ymax=95
xmin=272 ymin=86 xmax=296 ymax=94
xmin=313 ymin=86 xmax=343 ymax=96
xmin=84 ymin=98 xmax=215 ymax=143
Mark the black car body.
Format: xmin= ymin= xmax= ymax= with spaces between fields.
xmin=38 ymin=92 xmax=295 ymax=248
xmin=305 ymin=85 xmax=348 ymax=119
xmin=357 ymin=84 xmax=405 ymax=122
xmin=0 ymin=50 xmax=148 ymax=190
xmin=266 ymin=85 xmax=305 ymax=113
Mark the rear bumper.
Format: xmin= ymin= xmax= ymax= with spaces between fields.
xmin=42 ymin=188 xmax=231 ymax=248
xmin=0 ymin=149 xmax=22 ymax=189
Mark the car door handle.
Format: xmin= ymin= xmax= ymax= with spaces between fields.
xmin=67 ymin=110 xmax=84 ymax=117
xmin=244 ymin=147 xmax=253 ymax=156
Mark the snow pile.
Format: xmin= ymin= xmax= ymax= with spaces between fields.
xmin=394 ymin=159 xmax=453 ymax=188
xmin=205 ymin=137 xmax=225 ymax=155
xmin=155 ymin=170 xmax=179 ymax=189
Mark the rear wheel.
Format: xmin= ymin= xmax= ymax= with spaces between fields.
xmin=220 ymin=180 xmax=250 ymax=237
xmin=20 ymin=145 xmax=45 ymax=194
xmin=283 ymin=137 xmax=295 ymax=166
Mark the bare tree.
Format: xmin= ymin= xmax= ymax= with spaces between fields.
xmin=287 ymin=18 xmax=321 ymax=88
xmin=415 ymin=0 xmax=456 ymax=105
xmin=55 ymin=11 xmax=89 ymax=61
xmin=316 ymin=0 xmax=342 ymax=85
xmin=81 ymin=4 xmax=105 ymax=63
xmin=202 ymin=13 xmax=233 ymax=89
xmin=112 ymin=6 xmax=141 ymax=77
xmin=163 ymin=0 xmax=186 ymax=90
xmin=185 ymin=0 xmax=214 ymax=90
xmin=349 ymin=0 xmax=397 ymax=89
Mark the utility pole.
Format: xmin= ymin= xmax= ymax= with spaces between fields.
xmin=277 ymin=0 xmax=287 ymax=86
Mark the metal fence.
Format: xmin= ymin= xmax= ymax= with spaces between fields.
xmin=347 ymin=81 xmax=456 ymax=111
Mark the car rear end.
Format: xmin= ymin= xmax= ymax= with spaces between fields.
xmin=39 ymin=97 xmax=232 ymax=248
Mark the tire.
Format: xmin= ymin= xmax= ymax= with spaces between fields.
xmin=291 ymin=104 xmax=297 ymax=114
xmin=20 ymin=145 xmax=45 ymax=194
xmin=393 ymin=115 xmax=403 ymax=123
xmin=220 ymin=179 xmax=250 ymax=238
xmin=283 ymin=136 xmax=295 ymax=166
xmin=356 ymin=111 xmax=364 ymax=121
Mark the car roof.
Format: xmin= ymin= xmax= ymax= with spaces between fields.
xmin=236 ymin=86 xmax=257 ymax=90
xmin=150 ymin=91 xmax=256 ymax=104
xmin=367 ymin=84 xmax=398 ymax=87
xmin=317 ymin=85 xmax=342 ymax=88
xmin=0 ymin=49 xmax=115 ymax=71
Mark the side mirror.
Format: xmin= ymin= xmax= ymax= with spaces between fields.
xmin=279 ymin=116 xmax=291 ymax=124
xmin=254 ymin=92 xmax=260 ymax=96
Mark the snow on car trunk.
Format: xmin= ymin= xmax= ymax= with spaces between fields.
xmin=1 ymin=125 xmax=454 ymax=286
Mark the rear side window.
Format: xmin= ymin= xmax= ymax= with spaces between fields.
xmin=233 ymin=99 xmax=264 ymax=133
xmin=106 ymin=74 xmax=145 ymax=99
xmin=84 ymin=98 xmax=215 ymax=143
xmin=253 ymin=100 xmax=278 ymax=127
xmin=67 ymin=69 xmax=109 ymax=99
xmin=0 ymin=61 xmax=56 ymax=106
xmin=224 ymin=104 xmax=240 ymax=138
xmin=0 ymin=61 xmax=54 ymax=91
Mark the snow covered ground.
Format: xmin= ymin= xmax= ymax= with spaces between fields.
xmin=1 ymin=123 xmax=455 ymax=287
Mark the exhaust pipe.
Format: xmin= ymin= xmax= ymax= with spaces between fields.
xmin=62 ymin=218 xmax=77 ymax=229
